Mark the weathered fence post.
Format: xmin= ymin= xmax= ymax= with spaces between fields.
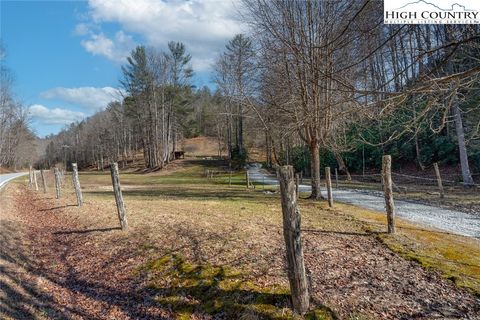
xmin=40 ymin=169 xmax=47 ymax=193
xmin=110 ymin=163 xmax=128 ymax=230
xmin=72 ymin=163 xmax=83 ymax=207
xmin=295 ymin=173 xmax=300 ymax=200
xmin=325 ymin=167 xmax=333 ymax=208
xmin=33 ymin=170 xmax=39 ymax=191
xmin=28 ymin=166 xmax=33 ymax=188
xmin=382 ymin=155 xmax=395 ymax=234
xmin=335 ymin=168 xmax=339 ymax=188
xmin=246 ymin=171 xmax=250 ymax=188
xmin=278 ymin=166 xmax=310 ymax=314
xmin=54 ymin=167 xmax=61 ymax=199
xmin=433 ymin=162 xmax=444 ymax=199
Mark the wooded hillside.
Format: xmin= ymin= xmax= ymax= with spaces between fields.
xmin=36 ymin=3 xmax=480 ymax=194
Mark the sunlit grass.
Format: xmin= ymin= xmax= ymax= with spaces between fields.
xmin=337 ymin=203 xmax=480 ymax=296
xmin=51 ymin=158 xmax=480 ymax=317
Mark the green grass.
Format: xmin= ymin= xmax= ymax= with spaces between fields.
xmin=71 ymin=158 xmax=480 ymax=316
xmin=72 ymin=159 xmax=353 ymax=318
xmin=339 ymin=203 xmax=480 ymax=297
xmin=140 ymin=253 xmax=334 ymax=319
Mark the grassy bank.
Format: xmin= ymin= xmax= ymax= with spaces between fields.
xmin=14 ymin=158 xmax=478 ymax=318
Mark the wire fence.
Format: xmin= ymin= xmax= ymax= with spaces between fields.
xmin=206 ymin=170 xmax=479 ymax=222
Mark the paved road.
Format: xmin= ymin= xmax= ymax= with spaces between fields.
xmin=248 ymin=164 xmax=480 ymax=239
xmin=0 ymin=172 xmax=29 ymax=190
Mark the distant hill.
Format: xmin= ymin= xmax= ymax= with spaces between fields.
xmin=184 ymin=136 xmax=223 ymax=157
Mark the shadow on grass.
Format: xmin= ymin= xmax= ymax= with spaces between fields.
xmin=53 ymin=227 xmax=122 ymax=235
xmin=143 ymin=254 xmax=336 ymax=319
xmin=38 ymin=204 xmax=78 ymax=212
xmin=84 ymin=187 xmax=274 ymax=202
xmin=301 ymin=228 xmax=371 ymax=237
xmin=0 ymin=220 xmax=91 ymax=319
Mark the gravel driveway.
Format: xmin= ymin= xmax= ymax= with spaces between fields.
xmin=247 ymin=164 xmax=480 ymax=239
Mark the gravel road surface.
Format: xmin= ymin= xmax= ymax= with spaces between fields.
xmin=248 ymin=164 xmax=480 ymax=239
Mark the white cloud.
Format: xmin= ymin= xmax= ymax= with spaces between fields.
xmin=28 ymin=104 xmax=85 ymax=125
xmin=81 ymin=31 xmax=135 ymax=62
xmin=41 ymin=86 xmax=124 ymax=110
xmin=73 ymin=23 xmax=90 ymax=36
xmin=79 ymin=0 xmax=244 ymax=71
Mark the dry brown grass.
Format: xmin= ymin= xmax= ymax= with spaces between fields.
xmin=183 ymin=136 xmax=223 ymax=157
xmin=1 ymin=160 xmax=479 ymax=319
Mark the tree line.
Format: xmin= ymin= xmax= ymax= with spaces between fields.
xmin=0 ymin=44 xmax=37 ymax=170
xmin=40 ymin=1 xmax=480 ymax=196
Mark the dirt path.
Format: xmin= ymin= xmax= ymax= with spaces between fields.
xmin=1 ymin=182 xmax=479 ymax=319
xmin=247 ymin=164 xmax=480 ymax=239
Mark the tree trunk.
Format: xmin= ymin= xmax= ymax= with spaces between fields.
xmin=172 ymin=125 xmax=176 ymax=156
xmin=333 ymin=152 xmax=351 ymax=181
xmin=100 ymin=148 xmax=104 ymax=171
xmin=309 ymin=142 xmax=322 ymax=200
xmin=238 ymin=103 xmax=243 ymax=151
xmin=453 ymin=103 xmax=474 ymax=186
xmin=412 ymin=100 xmax=425 ymax=171
xmin=265 ymin=130 xmax=272 ymax=168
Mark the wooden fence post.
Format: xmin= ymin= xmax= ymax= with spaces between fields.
xmin=110 ymin=163 xmax=128 ymax=230
xmin=325 ymin=167 xmax=333 ymax=208
xmin=33 ymin=170 xmax=39 ymax=191
xmin=40 ymin=169 xmax=47 ymax=193
xmin=382 ymin=155 xmax=395 ymax=234
xmin=335 ymin=168 xmax=339 ymax=188
xmin=295 ymin=173 xmax=300 ymax=200
xmin=278 ymin=166 xmax=309 ymax=314
xmin=72 ymin=163 xmax=83 ymax=207
xmin=246 ymin=171 xmax=250 ymax=188
xmin=28 ymin=166 xmax=33 ymax=188
xmin=54 ymin=168 xmax=61 ymax=199
xmin=433 ymin=162 xmax=444 ymax=199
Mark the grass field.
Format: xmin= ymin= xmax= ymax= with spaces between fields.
xmin=78 ymin=160 xmax=480 ymax=300
xmin=6 ymin=158 xmax=479 ymax=319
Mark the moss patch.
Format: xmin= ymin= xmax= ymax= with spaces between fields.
xmin=141 ymin=254 xmax=333 ymax=319
xmin=336 ymin=203 xmax=480 ymax=296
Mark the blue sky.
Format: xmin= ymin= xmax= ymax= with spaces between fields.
xmin=1 ymin=0 xmax=243 ymax=137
